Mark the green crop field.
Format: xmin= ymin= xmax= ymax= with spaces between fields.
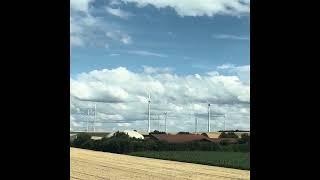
xmin=128 ymin=151 xmax=250 ymax=170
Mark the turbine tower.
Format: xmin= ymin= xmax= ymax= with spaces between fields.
xmin=224 ymin=114 xmax=226 ymax=131
xmin=93 ymin=103 xmax=96 ymax=132
xmin=195 ymin=113 xmax=198 ymax=133
xmin=87 ymin=108 xmax=90 ymax=132
xmin=164 ymin=112 xmax=167 ymax=133
xmin=208 ymin=103 xmax=211 ymax=132
xmin=158 ymin=114 xmax=160 ymax=130
xmin=148 ymin=93 xmax=151 ymax=133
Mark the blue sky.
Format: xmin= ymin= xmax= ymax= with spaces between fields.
xmin=71 ymin=0 xmax=249 ymax=76
xmin=70 ymin=0 xmax=250 ymax=132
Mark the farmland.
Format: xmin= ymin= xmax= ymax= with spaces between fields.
xmin=129 ymin=151 xmax=250 ymax=170
xmin=71 ymin=147 xmax=250 ymax=180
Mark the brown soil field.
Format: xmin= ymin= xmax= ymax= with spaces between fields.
xmin=70 ymin=147 xmax=250 ymax=180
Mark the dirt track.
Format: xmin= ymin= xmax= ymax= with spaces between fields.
xmin=70 ymin=148 xmax=250 ymax=180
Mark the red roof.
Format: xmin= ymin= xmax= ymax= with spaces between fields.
xmin=150 ymin=134 xmax=215 ymax=143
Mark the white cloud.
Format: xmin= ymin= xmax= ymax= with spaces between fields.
xmin=117 ymin=123 xmax=130 ymax=127
xmin=70 ymin=36 xmax=85 ymax=47
xmin=98 ymin=112 xmax=124 ymax=121
xmin=120 ymin=0 xmax=250 ymax=17
xmin=109 ymin=53 xmax=120 ymax=56
xmin=106 ymin=7 xmax=132 ymax=19
xmin=70 ymin=115 xmax=82 ymax=131
xmin=127 ymin=50 xmax=167 ymax=58
xmin=106 ymin=31 xmax=132 ymax=45
xmin=143 ymin=66 xmax=173 ymax=74
xmin=71 ymin=78 xmax=130 ymax=103
xmin=70 ymin=17 xmax=84 ymax=47
xmin=70 ymin=1 xmax=103 ymax=48
xmin=207 ymin=71 xmax=220 ymax=76
xmin=70 ymin=0 xmax=93 ymax=13
xmin=70 ymin=17 xmax=82 ymax=34
xmin=212 ymin=34 xmax=249 ymax=40
xmin=70 ymin=66 xmax=250 ymax=132
xmin=217 ymin=64 xmax=250 ymax=83
xmin=217 ymin=63 xmax=235 ymax=69
xmin=70 ymin=0 xmax=133 ymax=48
xmin=110 ymin=0 xmax=121 ymax=6
xmin=121 ymin=35 xmax=132 ymax=44
xmin=217 ymin=63 xmax=250 ymax=73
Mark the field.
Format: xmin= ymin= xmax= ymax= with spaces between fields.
xmin=129 ymin=151 xmax=250 ymax=170
xmin=71 ymin=147 xmax=250 ymax=180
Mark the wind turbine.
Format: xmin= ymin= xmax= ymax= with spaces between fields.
xmin=206 ymin=101 xmax=223 ymax=132
xmin=207 ymin=101 xmax=211 ymax=132
xmin=147 ymin=93 xmax=151 ymax=133
xmin=205 ymin=101 xmax=225 ymax=132
xmin=194 ymin=112 xmax=198 ymax=133
xmin=164 ymin=112 xmax=168 ymax=133
xmin=93 ymin=103 xmax=96 ymax=132
xmin=224 ymin=114 xmax=226 ymax=131
xmin=157 ymin=114 xmax=160 ymax=130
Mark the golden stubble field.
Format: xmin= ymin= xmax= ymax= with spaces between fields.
xmin=70 ymin=147 xmax=250 ymax=180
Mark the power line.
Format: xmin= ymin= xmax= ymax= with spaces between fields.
xmin=71 ymin=97 xmax=249 ymax=133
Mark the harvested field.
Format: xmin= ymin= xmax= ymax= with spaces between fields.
xmin=70 ymin=148 xmax=250 ymax=180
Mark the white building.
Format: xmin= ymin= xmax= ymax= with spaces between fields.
xmin=107 ymin=130 xmax=144 ymax=139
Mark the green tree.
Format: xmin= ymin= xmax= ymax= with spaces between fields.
xmin=72 ymin=133 xmax=91 ymax=147
xmin=219 ymin=132 xmax=238 ymax=138
xmin=149 ymin=130 xmax=166 ymax=135
xmin=177 ymin=132 xmax=190 ymax=134
xmin=239 ymin=133 xmax=250 ymax=144
xmin=111 ymin=131 xmax=130 ymax=139
xmin=201 ymin=133 xmax=208 ymax=137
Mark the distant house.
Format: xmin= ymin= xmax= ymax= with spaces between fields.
xmin=234 ymin=132 xmax=250 ymax=137
xmin=91 ymin=136 xmax=103 ymax=140
xmin=138 ymin=132 xmax=150 ymax=136
xmin=150 ymin=134 xmax=215 ymax=143
xmin=201 ymin=132 xmax=221 ymax=139
xmin=107 ymin=130 xmax=144 ymax=139
xmin=201 ymin=132 xmax=250 ymax=139
xmin=150 ymin=133 xmax=238 ymax=144
xmin=138 ymin=132 xmax=151 ymax=139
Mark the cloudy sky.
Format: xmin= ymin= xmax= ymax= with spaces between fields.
xmin=70 ymin=0 xmax=250 ymax=132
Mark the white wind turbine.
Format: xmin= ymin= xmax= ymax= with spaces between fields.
xmin=206 ymin=100 xmax=211 ymax=132
xmin=147 ymin=93 xmax=151 ymax=133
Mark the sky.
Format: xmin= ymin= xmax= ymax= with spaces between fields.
xmin=70 ymin=0 xmax=250 ymax=132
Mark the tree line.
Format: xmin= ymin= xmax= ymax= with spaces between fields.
xmin=71 ymin=131 xmax=250 ymax=154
